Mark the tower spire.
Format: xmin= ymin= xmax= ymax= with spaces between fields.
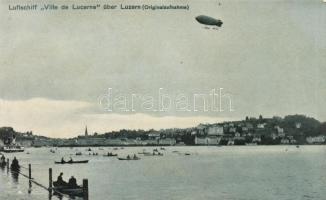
xmin=85 ymin=126 xmax=88 ymax=136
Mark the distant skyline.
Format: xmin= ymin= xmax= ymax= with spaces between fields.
xmin=1 ymin=0 xmax=325 ymax=137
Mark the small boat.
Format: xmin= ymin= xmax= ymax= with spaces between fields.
xmin=86 ymin=148 xmax=92 ymax=151
xmin=1 ymin=145 xmax=24 ymax=153
xmin=53 ymin=181 xmax=83 ymax=197
xmin=75 ymin=152 xmax=82 ymax=156
xmin=160 ymin=147 xmax=166 ymax=150
xmin=138 ymin=150 xmax=151 ymax=155
xmin=54 ymin=160 xmax=89 ymax=164
xmin=104 ymin=152 xmax=118 ymax=157
xmin=184 ymin=153 xmax=191 ymax=156
xmin=144 ymin=152 xmax=163 ymax=156
xmin=118 ymin=157 xmax=140 ymax=161
xmin=144 ymin=152 xmax=153 ymax=155
xmin=296 ymin=145 xmax=300 ymax=148
xmin=118 ymin=156 xmax=140 ymax=160
xmin=50 ymin=149 xmax=56 ymax=153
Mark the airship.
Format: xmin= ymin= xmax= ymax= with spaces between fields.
xmin=195 ymin=15 xmax=223 ymax=27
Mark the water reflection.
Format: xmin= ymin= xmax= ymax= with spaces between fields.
xmin=10 ymin=169 xmax=19 ymax=183
xmin=0 ymin=163 xmax=6 ymax=172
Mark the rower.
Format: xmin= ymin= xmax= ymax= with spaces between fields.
xmin=56 ymin=172 xmax=67 ymax=186
xmin=61 ymin=157 xmax=65 ymax=163
xmin=12 ymin=157 xmax=19 ymax=167
xmin=68 ymin=176 xmax=78 ymax=188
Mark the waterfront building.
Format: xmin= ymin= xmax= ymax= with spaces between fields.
xmin=229 ymin=127 xmax=236 ymax=133
xmin=194 ymin=136 xmax=220 ymax=145
xmin=227 ymin=139 xmax=234 ymax=145
xmin=245 ymin=123 xmax=254 ymax=130
xmin=281 ymin=138 xmax=290 ymax=144
xmin=306 ymin=136 xmax=326 ymax=144
xmin=295 ymin=122 xmax=302 ymax=129
xmin=207 ymin=126 xmax=224 ymax=136
xmin=241 ymin=127 xmax=249 ymax=132
xmin=234 ymin=132 xmax=245 ymax=141
xmin=252 ymin=136 xmax=261 ymax=143
xmin=257 ymin=123 xmax=265 ymax=129
xmin=158 ymin=138 xmax=176 ymax=145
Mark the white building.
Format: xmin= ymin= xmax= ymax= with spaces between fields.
xmin=207 ymin=126 xmax=224 ymax=136
xmin=158 ymin=138 xmax=176 ymax=145
xmin=306 ymin=136 xmax=325 ymax=144
xmin=195 ymin=136 xmax=220 ymax=145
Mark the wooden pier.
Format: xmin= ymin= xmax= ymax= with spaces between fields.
xmin=3 ymin=158 xmax=89 ymax=199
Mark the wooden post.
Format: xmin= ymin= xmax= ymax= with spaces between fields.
xmin=28 ymin=164 xmax=32 ymax=179
xmin=83 ymin=179 xmax=89 ymax=200
xmin=28 ymin=164 xmax=32 ymax=189
xmin=48 ymin=168 xmax=52 ymax=194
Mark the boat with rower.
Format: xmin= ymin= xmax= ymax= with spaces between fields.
xmin=53 ymin=182 xmax=84 ymax=197
xmin=117 ymin=155 xmax=140 ymax=161
xmin=54 ymin=160 xmax=89 ymax=164
xmin=104 ymin=152 xmax=118 ymax=157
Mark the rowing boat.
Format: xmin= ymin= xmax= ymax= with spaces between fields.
xmin=54 ymin=160 xmax=89 ymax=164
xmin=117 ymin=157 xmax=140 ymax=161
xmin=53 ymin=181 xmax=84 ymax=196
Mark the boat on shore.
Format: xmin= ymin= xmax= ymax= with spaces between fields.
xmin=54 ymin=160 xmax=89 ymax=164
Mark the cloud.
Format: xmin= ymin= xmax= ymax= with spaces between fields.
xmin=0 ymin=98 xmax=233 ymax=138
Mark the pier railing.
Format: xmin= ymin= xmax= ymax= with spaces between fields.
xmin=4 ymin=158 xmax=89 ymax=200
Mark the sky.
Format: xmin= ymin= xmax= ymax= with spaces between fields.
xmin=0 ymin=0 xmax=325 ymax=138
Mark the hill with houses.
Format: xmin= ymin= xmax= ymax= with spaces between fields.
xmin=1 ymin=114 xmax=326 ymax=147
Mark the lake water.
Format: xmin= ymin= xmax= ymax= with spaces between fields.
xmin=1 ymin=146 xmax=326 ymax=200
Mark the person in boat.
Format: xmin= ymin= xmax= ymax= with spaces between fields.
xmin=126 ymin=155 xmax=131 ymax=160
xmin=68 ymin=157 xmax=73 ymax=163
xmin=0 ymin=155 xmax=6 ymax=166
xmin=133 ymin=154 xmax=138 ymax=159
xmin=11 ymin=157 xmax=19 ymax=169
xmin=61 ymin=157 xmax=65 ymax=163
xmin=56 ymin=172 xmax=68 ymax=187
xmin=68 ymin=176 xmax=78 ymax=188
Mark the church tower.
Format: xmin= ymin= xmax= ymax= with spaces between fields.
xmin=85 ymin=126 xmax=88 ymax=137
